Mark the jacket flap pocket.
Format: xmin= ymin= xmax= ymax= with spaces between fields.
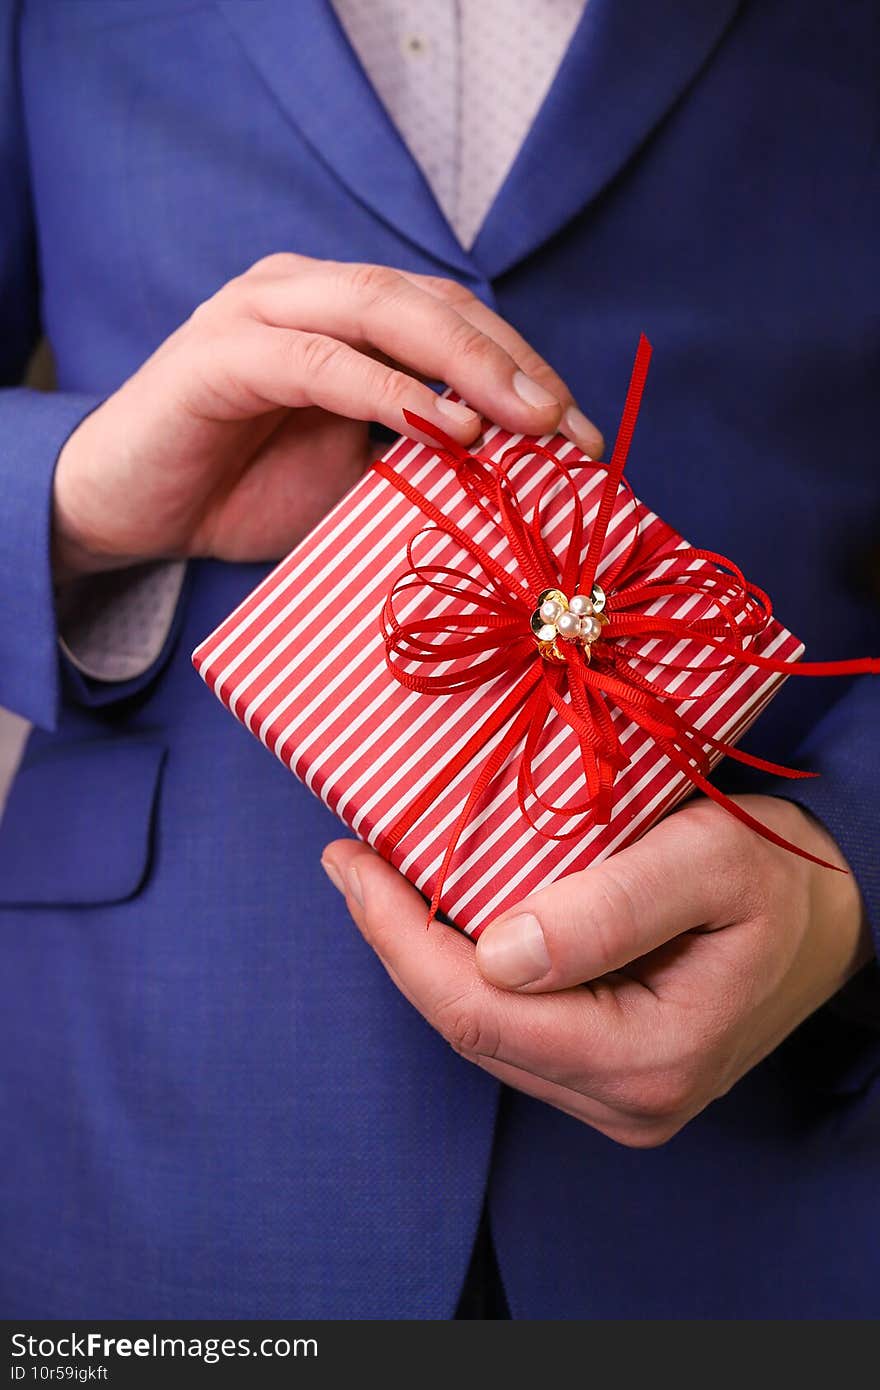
xmin=0 ymin=738 xmax=166 ymax=906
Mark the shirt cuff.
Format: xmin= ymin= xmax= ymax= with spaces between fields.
xmin=56 ymin=560 xmax=187 ymax=683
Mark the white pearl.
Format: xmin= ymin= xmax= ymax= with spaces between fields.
xmin=556 ymin=611 xmax=581 ymax=640
xmin=568 ymin=593 xmax=594 ymax=617
xmin=579 ymin=616 xmax=603 ymax=642
xmin=536 ymin=623 xmax=558 ymax=643
xmin=539 ymin=598 xmax=563 ymax=623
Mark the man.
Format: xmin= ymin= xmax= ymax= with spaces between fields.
xmin=0 ymin=0 xmax=878 ymax=1319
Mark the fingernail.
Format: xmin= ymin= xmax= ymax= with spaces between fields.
xmin=512 ymin=371 xmax=559 ymax=411
xmin=476 ymin=912 xmax=550 ymax=988
xmin=321 ymin=855 xmax=345 ymax=894
xmin=321 ymin=854 xmax=363 ymax=908
xmin=562 ymin=406 xmax=604 ymax=457
xmin=435 ymin=396 xmax=480 ymax=429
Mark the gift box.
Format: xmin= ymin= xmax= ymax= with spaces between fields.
xmin=191 ymin=338 xmax=822 ymax=936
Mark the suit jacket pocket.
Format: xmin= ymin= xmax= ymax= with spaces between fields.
xmin=0 ymin=737 xmax=166 ymax=906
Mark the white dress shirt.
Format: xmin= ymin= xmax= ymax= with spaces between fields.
xmin=334 ymin=0 xmax=585 ymax=249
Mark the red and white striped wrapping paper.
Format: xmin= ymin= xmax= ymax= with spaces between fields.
xmin=192 ymin=419 xmax=803 ymax=937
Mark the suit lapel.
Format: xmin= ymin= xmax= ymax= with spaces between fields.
xmin=216 ymin=0 xmax=474 ymax=275
xmin=216 ymin=0 xmax=743 ymax=284
xmin=472 ymin=0 xmax=743 ymax=279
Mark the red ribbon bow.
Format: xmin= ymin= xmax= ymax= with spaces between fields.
xmin=373 ymin=336 xmax=879 ymax=924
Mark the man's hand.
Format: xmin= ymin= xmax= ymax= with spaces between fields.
xmin=52 ymin=253 xmax=602 ymax=581
xmin=322 ymin=796 xmax=872 ymax=1147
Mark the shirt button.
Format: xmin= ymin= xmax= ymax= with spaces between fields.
xmin=402 ymin=33 xmax=428 ymax=58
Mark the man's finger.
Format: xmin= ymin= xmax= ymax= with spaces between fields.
xmin=320 ymin=840 xmax=640 ymax=1093
xmin=233 ymin=253 xmax=603 ymax=450
xmin=241 ymin=261 xmax=569 ymax=442
xmin=397 ymin=270 xmax=605 ymax=457
xmin=196 ymin=321 xmax=482 ymax=444
xmin=474 ymin=803 xmax=743 ymax=993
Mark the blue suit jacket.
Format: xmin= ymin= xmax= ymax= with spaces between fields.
xmin=1 ymin=0 xmax=878 ymax=1318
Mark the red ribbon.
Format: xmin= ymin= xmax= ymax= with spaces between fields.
xmin=374 ymin=336 xmax=880 ymax=923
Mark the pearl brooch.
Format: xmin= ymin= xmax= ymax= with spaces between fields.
xmin=556 ymin=611 xmax=581 ymax=640
xmin=568 ymin=593 xmax=594 ymax=617
xmin=539 ymin=598 xmax=563 ymax=623
xmin=530 ymin=584 xmax=608 ymax=662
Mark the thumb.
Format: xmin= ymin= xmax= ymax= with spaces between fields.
xmin=475 ymin=805 xmax=731 ymax=992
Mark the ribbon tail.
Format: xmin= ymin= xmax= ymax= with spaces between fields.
xmin=701 ymin=732 xmax=819 ymax=780
xmin=661 ymin=740 xmax=845 ymax=873
xmin=425 ymin=694 xmax=543 ymax=927
xmin=379 ymin=662 xmax=542 ymax=861
xmin=778 ymin=656 xmax=880 ymax=677
xmin=580 ymin=334 xmax=652 ymax=591
xmin=401 ymin=409 xmax=472 ymax=461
